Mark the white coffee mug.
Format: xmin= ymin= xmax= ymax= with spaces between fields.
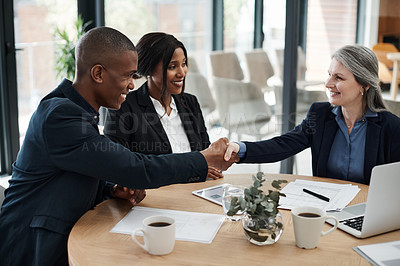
xmin=132 ymin=215 xmax=175 ymax=255
xmin=291 ymin=206 xmax=338 ymax=249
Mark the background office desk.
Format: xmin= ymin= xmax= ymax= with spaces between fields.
xmin=68 ymin=174 xmax=399 ymax=265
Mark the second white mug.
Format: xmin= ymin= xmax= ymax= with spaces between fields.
xmin=291 ymin=206 xmax=338 ymax=249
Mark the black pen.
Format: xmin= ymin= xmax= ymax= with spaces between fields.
xmin=302 ymin=188 xmax=330 ymax=202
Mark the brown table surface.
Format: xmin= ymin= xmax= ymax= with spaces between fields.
xmin=68 ymin=173 xmax=400 ymax=265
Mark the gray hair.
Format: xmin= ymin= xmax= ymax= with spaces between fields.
xmin=332 ymin=44 xmax=387 ymax=112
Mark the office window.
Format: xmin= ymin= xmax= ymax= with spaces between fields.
xmin=0 ymin=139 xmax=3 ymax=174
xmin=14 ymin=0 xmax=77 ymax=143
xmin=262 ymin=0 xmax=357 ymax=85
xmin=224 ymin=0 xmax=255 ymax=54
xmin=105 ymin=0 xmax=212 ymax=76
xmin=306 ymin=0 xmax=357 ymax=81
xmin=262 ymin=0 xmax=286 ymax=76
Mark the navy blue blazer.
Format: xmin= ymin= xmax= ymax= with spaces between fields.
xmin=0 ymin=79 xmax=207 ymax=266
xmin=104 ymin=82 xmax=210 ymax=154
xmin=241 ymin=102 xmax=400 ymax=184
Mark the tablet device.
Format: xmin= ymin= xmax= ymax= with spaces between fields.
xmin=192 ymin=184 xmax=230 ymax=206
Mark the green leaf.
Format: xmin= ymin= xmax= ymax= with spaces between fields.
xmin=256 ymin=172 xmax=264 ymax=180
xmin=54 ymin=14 xmax=89 ymax=80
xmin=269 ymin=191 xmax=280 ymax=202
xmin=254 ymin=198 xmax=262 ymax=204
xmin=256 ymin=205 xmax=265 ymax=214
xmin=271 ymin=179 xmax=288 ymax=190
xmin=265 ymin=202 xmax=274 ymax=212
xmin=250 ymin=187 xmax=259 ymax=196
xmin=240 ymin=198 xmax=246 ymax=209
xmin=250 ymin=203 xmax=257 ymax=213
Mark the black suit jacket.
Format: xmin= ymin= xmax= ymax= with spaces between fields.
xmin=104 ymin=83 xmax=210 ymax=155
xmin=0 ymin=80 xmax=207 ymax=266
xmin=242 ymin=102 xmax=400 ymax=184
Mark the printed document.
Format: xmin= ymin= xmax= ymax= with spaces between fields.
xmin=110 ymin=206 xmax=225 ymax=244
xmin=279 ymin=179 xmax=360 ymax=211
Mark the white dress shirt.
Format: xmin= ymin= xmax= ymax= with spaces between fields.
xmin=149 ymin=96 xmax=191 ymax=153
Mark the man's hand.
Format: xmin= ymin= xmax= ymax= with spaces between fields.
xmin=207 ymin=166 xmax=224 ymax=180
xmin=224 ymin=142 xmax=240 ymax=161
xmin=111 ymin=185 xmax=146 ymax=206
xmin=200 ymin=138 xmax=239 ymax=171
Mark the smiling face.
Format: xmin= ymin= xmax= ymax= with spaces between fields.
xmin=325 ymin=58 xmax=364 ymax=110
xmin=96 ymin=50 xmax=138 ymax=110
xmin=147 ymin=48 xmax=188 ymax=99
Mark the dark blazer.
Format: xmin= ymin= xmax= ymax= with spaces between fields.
xmin=241 ymin=102 xmax=400 ymax=184
xmin=104 ymin=82 xmax=210 ymax=154
xmin=0 ymin=79 xmax=207 ymax=266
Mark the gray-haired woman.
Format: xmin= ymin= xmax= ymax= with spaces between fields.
xmin=224 ymin=44 xmax=400 ymax=185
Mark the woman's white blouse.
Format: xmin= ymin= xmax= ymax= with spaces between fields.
xmin=149 ymin=96 xmax=191 ymax=153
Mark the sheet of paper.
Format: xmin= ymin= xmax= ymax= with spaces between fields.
xmin=353 ymin=240 xmax=400 ymax=266
xmin=110 ymin=206 xmax=225 ymax=244
xmin=279 ymin=179 xmax=360 ymax=211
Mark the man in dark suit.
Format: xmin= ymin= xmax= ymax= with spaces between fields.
xmin=0 ymin=27 xmax=235 ymax=266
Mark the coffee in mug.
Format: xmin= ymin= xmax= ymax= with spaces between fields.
xmin=132 ymin=215 xmax=175 ymax=255
xmin=148 ymin=222 xmax=171 ymax=227
xmin=291 ymin=206 xmax=338 ymax=249
xmin=298 ymin=212 xmax=321 ymax=218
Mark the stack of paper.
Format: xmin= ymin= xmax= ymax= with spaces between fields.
xmin=278 ymin=179 xmax=360 ymax=211
xmin=110 ymin=206 xmax=225 ymax=244
xmin=353 ymin=240 xmax=400 ymax=265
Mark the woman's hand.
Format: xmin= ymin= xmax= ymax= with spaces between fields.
xmin=224 ymin=142 xmax=240 ymax=161
xmin=207 ymin=166 xmax=224 ymax=180
xmin=111 ymin=185 xmax=146 ymax=206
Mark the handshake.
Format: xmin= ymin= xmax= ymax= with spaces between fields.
xmin=200 ymin=138 xmax=241 ymax=172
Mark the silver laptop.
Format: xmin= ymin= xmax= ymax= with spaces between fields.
xmin=327 ymin=161 xmax=400 ymax=238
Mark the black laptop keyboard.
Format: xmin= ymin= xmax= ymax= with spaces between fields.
xmin=341 ymin=216 xmax=364 ymax=231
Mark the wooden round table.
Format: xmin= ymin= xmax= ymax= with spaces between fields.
xmin=68 ymin=173 xmax=399 ymax=265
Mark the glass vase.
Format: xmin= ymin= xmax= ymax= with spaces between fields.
xmin=242 ymin=211 xmax=284 ymax=245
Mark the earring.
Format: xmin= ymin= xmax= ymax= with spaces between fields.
xmin=361 ymin=91 xmax=364 ymax=96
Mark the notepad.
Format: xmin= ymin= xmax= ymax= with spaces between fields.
xmin=110 ymin=206 xmax=225 ymax=244
xmin=353 ymin=240 xmax=400 ymax=265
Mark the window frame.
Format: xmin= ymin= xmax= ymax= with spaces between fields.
xmin=0 ymin=0 xmax=20 ymax=175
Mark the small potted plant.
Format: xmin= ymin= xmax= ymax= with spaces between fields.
xmin=54 ymin=15 xmax=90 ymax=81
xmin=227 ymin=172 xmax=287 ymax=245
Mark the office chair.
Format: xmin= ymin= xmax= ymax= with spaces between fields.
xmin=212 ymin=77 xmax=280 ymax=171
xmin=185 ymin=72 xmax=219 ymax=127
xmin=372 ymin=43 xmax=399 ymax=70
xmin=244 ymin=48 xmax=276 ymax=93
xmin=274 ymin=46 xmax=328 ymax=120
xmin=384 ymin=99 xmax=400 ymax=117
xmin=208 ymin=51 xmax=245 ymax=81
xmin=372 ymin=43 xmax=400 ymax=86
xmin=211 ymin=77 xmax=276 ymax=139
xmin=187 ymin=56 xmax=200 ymax=73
